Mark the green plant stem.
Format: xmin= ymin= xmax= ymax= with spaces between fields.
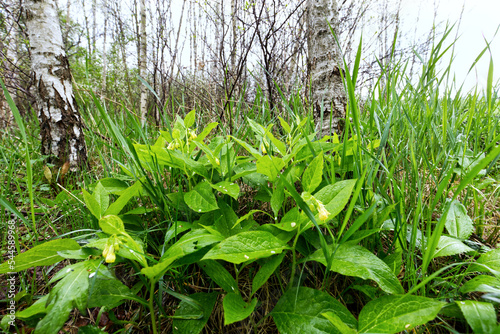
xmin=288 ymin=230 xmax=302 ymax=289
xmin=149 ymin=280 xmax=158 ymax=334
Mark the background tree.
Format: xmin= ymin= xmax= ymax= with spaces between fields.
xmin=25 ymin=0 xmax=87 ymax=169
xmin=307 ymin=0 xmax=347 ymax=136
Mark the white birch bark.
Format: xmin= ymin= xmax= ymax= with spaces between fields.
xmin=25 ymin=0 xmax=87 ymax=169
xmin=307 ymin=0 xmax=347 ymax=137
xmin=139 ymin=0 xmax=148 ymax=126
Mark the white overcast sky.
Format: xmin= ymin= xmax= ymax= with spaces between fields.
xmin=401 ymin=0 xmax=500 ymax=92
xmin=67 ymin=0 xmax=500 ymax=94
xmin=166 ymin=0 xmax=500 ymax=93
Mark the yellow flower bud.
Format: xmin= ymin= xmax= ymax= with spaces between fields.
xmin=188 ymin=129 xmax=197 ymax=141
xmin=318 ymin=202 xmax=330 ymax=221
xmin=102 ymin=244 xmax=110 ymax=258
xmin=215 ymin=157 xmax=220 ymax=166
xmin=260 ymin=143 xmax=267 ymax=154
xmin=105 ymin=246 xmax=116 ymax=263
xmin=103 ymin=240 xmax=117 ymax=263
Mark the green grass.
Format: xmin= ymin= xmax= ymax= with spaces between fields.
xmin=0 ymin=31 xmax=499 ymax=333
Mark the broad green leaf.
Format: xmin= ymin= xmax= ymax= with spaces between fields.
xmin=215 ymin=200 xmax=239 ymax=237
xmin=163 ymin=221 xmax=192 ymax=245
xmin=96 ymin=178 xmax=129 ymax=195
xmin=251 ymin=253 xmax=286 ymax=296
xmin=184 ymin=109 xmax=196 ymax=128
xmin=199 ymin=260 xmax=239 ymax=294
xmin=78 ymin=325 xmax=107 ymax=333
xmin=233 ymin=209 xmax=270 ymax=229
xmin=36 ymin=260 xmax=100 ymax=334
xmin=433 ymin=235 xmax=474 ymax=258
xmin=358 ymin=295 xmax=446 ymax=333
xmin=0 ymin=239 xmax=80 ymax=274
xmin=273 ymin=207 xmax=301 ymax=231
xmin=265 ymin=129 xmax=287 ymax=156
xmin=141 ymin=247 xmax=184 ymax=280
xmin=247 ymin=118 xmax=266 ymax=137
xmin=322 ymin=312 xmax=358 ymax=334
xmin=460 ymin=275 xmax=500 ymax=294
xmin=57 ymin=248 xmax=101 ymax=260
xmin=211 ymin=181 xmax=240 ymax=200
xmin=166 ymin=228 xmax=224 ymax=255
xmin=118 ymin=235 xmax=148 ymax=266
xmin=445 ymin=200 xmax=474 ymax=240
xmin=311 ymin=180 xmax=357 ymax=222
xmin=12 ymin=295 xmax=49 ymax=319
xmin=271 ymin=287 xmax=357 ymax=334
xmin=231 ymin=136 xmax=262 ymax=159
xmin=223 ymin=293 xmax=258 ymax=325
xmin=308 ymin=243 xmax=404 ymax=294
xmin=457 ymin=300 xmax=497 ymax=334
xmin=202 ymin=231 xmax=288 ymax=264
xmin=303 ymin=154 xmax=324 ymax=193
xmin=142 ymin=230 xmax=223 ymax=280
xmin=83 ymin=188 xmax=101 ymax=219
xmin=99 ymin=215 xmax=125 ymax=235
xmin=88 ymin=278 xmax=133 ymax=308
xmin=185 ymin=182 xmax=219 ymax=213
xmin=278 ymin=116 xmax=291 ymax=134
xmin=271 ymin=181 xmax=284 ymax=217
xmin=256 ymin=155 xmax=284 ymax=182
xmin=104 ymin=181 xmax=142 ymax=216
xmin=195 ymin=122 xmax=218 ymax=142
xmin=172 ymin=292 xmax=218 ymax=333
xmin=469 ymin=248 xmax=500 ymax=275
xmin=314 ymin=180 xmax=356 ymax=204
xmin=93 ymin=182 xmax=109 ymax=217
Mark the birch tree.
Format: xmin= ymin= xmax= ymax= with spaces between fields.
xmin=25 ymin=0 xmax=87 ymax=169
xmin=308 ymin=0 xmax=347 ymax=137
xmin=139 ymin=0 xmax=148 ymax=125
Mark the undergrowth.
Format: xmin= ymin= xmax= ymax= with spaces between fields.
xmin=0 ymin=31 xmax=500 ymax=334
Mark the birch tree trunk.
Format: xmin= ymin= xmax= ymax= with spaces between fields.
xmin=25 ymin=0 xmax=87 ymax=169
xmin=139 ymin=0 xmax=148 ymax=126
xmin=307 ymin=0 xmax=347 ymax=137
